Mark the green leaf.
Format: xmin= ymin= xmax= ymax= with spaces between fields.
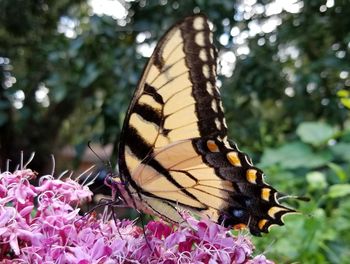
xmin=337 ymin=89 xmax=350 ymax=109
xmin=306 ymin=171 xmax=328 ymax=190
xmin=296 ymin=122 xmax=335 ymax=146
xmin=259 ymin=141 xmax=332 ymax=169
xmin=340 ymin=98 xmax=350 ymax=109
xmin=330 ymin=142 xmax=350 ymax=162
xmin=258 ymin=148 xmax=282 ymax=166
xmin=328 ymin=184 xmax=350 ymax=198
xmin=328 ymin=162 xmax=348 ymax=182
xmin=337 ymin=89 xmax=350 ymax=97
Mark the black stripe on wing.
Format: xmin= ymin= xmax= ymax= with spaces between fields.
xmin=179 ymin=16 xmax=227 ymax=138
xmin=144 ymin=83 xmax=164 ymax=104
xmin=125 ymin=126 xmax=153 ymax=160
xmin=133 ymin=104 xmax=163 ymax=126
xmin=142 ymin=158 xmax=200 ymax=202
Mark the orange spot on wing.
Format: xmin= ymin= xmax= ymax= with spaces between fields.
xmin=227 ymin=152 xmax=242 ymax=167
xmin=246 ymin=169 xmax=257 ymax=184
xmin=258 ymin=219 xmax=268 ymax=230
xmin=261 ymin=188 xmax=271 ymax=201
xmin=207 ymin=140 xmax=219 ymax=152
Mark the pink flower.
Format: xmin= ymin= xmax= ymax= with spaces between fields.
xmin=36 ymin=176 xmax=93 ymax=205
xmin=248 ymin=254 xmax=275 ymax=264
xmin=65 ymin=238 xmax=112 ymax=263
xmin=147 ymin=220 xmax=173 ymax=239
xmin=0 ymin=206 xmax=30 ymax=255
xmin=0 ymin=169 xmax=275 ymax=263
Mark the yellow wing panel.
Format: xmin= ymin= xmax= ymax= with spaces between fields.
xmin=131 ymin=140 xmax=233 ymax=214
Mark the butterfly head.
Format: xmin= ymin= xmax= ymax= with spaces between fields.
xmin=104 ymin=172 xmax=126 ymax=201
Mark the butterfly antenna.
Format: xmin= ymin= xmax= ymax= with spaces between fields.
xmin=88 ymin=141 xmax=104 ymax=164
xmin=87 ymin=140 xmax=112 ymax=170
xmin=87 ymin=140 xmax=115 ymax=186
xmin=98 ymin=137 xmax=114 ymax=171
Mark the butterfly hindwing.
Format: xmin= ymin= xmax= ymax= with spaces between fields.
xmin=193 ymin=138 xmax=295 ymax=235
xmin=115 ymin=14 xmax=294 ymax=236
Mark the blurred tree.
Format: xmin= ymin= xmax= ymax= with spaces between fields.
xmin=0 ymin=0 xmax=88 ymax=172
xmin=1 ymin=0 xmax=349 ymax=174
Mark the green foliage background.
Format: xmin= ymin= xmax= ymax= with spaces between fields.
xmin=1 ymin=0 xmax=350 ymax=262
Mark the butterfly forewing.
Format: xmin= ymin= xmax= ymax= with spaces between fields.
xmin=115 ymin=14 xmax=294 ymax=236
xmin=118 ymin=15 xmax=225 ymax=191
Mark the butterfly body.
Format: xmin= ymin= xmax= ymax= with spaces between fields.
xmin=111 ymin=14 xmax=294 ymax=236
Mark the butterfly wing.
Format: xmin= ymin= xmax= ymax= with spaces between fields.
xmin=115 ymin=14 xmax=294 ymax=235
xmin=118 ymin=14 xmax=225 ymax=201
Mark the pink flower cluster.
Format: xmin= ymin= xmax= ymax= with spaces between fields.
xmin=0 ymin=169 xmax=274 ymax=263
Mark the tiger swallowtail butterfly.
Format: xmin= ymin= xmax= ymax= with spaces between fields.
xmin=110 ymin=14 xmax=295 ymax=236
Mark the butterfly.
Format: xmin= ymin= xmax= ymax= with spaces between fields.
xmin=111 ymin=14 xmax=294 ymax=236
